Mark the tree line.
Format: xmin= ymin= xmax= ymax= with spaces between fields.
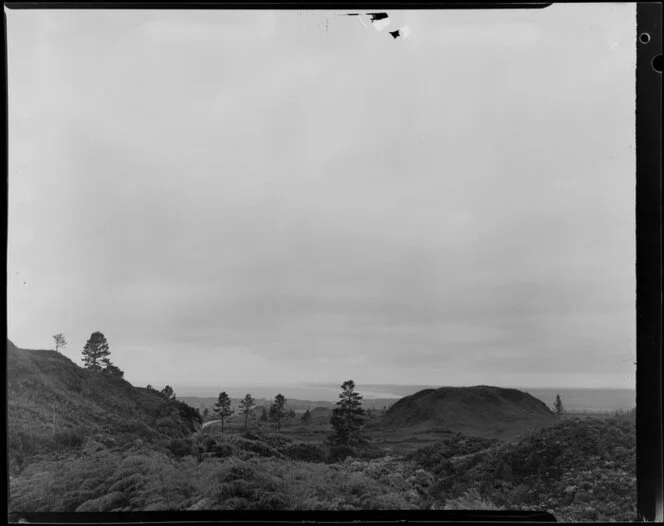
xmin=207 ymin=380 xmax=368 ymax=447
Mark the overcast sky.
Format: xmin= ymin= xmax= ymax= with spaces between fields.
xmin=7 ymin=5 xmax=636 ymax=390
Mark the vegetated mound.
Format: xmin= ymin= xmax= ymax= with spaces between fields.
xmin=7 ymin=339 xmax=201 ymax=473
xmin=408 ymin=415 xmax=636 ymax=522
xmin=381 ymin=386 xmax=555 ymax=439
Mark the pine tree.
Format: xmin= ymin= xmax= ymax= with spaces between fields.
xmin=214 ymin=392 xmax=234 ymax=433
xmin=239 ymin=394 xmax=255 ymax=431
xmin=259 ymin=407 xmax=268 ymax=422
xmin=81 ymin=331 xmax=110 ymax=371
xmin=301 ymin=409 xmax=312 ymax=424
xmin=53 ymin=333 xmax=67 ymax=353
xmin=328 ymin=379 xmax=368 ymax=447
xmin=272 ymin=394 xmax=286 ymax=431
xmin=554 ymin=394 xmax=565 ymax=418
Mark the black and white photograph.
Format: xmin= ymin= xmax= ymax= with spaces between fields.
xmin=7 ymin=4 xmax=639 ymax=520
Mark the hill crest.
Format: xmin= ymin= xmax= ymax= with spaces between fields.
xmin=381 ymin=385 xmax=555 ymax=440
xmin=7 ymin=339 xmax=201 ymax=473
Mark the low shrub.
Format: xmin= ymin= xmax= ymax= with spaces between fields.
xmin=356 ymin=444 xmax=387 ymax=460
xmin=241 ymin=431 xmax=263 ymax=441
xmin=284 ymin=443 xmax=326 ymax=463
xmin=444 ymin=488 xmax=502 ymax=510
xmin=214 ymin=443 xmax=235 ymax=458
xmin=198 ymin=435 xmax=217 ymax=453
xmin=166 ymin=438 xmax=194 ymax=458
xmin=328 ymin=445 xmax=356 ymax=463
xmin=7 ymin=429 xmax=38 ymax=474
xmin=222 ymin=464 xmax=257 ymax=482
xmin=75 ymin=491 xmax=128 ymax=512
xmin=52 ymin=427 xmax=86 ymax=449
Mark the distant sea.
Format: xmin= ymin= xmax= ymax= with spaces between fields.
xmin=176 ymin=383 xmax=636 ymax=412
xmin=521 ymin=387 xmax=635 ymax=412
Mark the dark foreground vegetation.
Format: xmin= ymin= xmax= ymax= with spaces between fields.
xmin=8 ymin=340 xmax=636 ymax=521
xmin=9 ymin=413 xmax=636 ymax=521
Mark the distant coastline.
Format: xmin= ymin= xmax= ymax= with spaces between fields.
xmin=173 ymin=383 xmax=636 ymax=412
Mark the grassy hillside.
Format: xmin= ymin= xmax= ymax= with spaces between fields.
xmin=381 ymin=386 xmax=555 ymax=440
xmin=7 ymin=340 xmax=202 ymax=474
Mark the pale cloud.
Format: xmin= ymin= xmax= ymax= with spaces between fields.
xmin=6 ymin=5 xmax=636 ymax=389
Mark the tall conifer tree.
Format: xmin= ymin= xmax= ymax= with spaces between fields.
xmin=214 ymin=392 xmax=234 ymax=433
xmin=554 ymin=394 xmax=565 ymax=417
xmin=272 ymin=394 xmax=286 ymax=431
xmin=239 ymin=394 xmax=255 ymax=431
xmin=81 ymin=331 xmax=110 ymax=371
xmin=328 ymin=380 xmax=368 ymax=447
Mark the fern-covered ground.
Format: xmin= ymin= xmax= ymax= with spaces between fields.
xmin=9 ymin=412 xmax=635 ymax=521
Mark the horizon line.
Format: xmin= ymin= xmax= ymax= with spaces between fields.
xmin=168 ymin=383 xmax=635 ymax=391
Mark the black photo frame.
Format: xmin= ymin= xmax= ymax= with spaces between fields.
xmin=3 ymin=2 xmax=661 ymax=523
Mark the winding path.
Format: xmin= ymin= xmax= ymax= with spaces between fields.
xmin=202 ymin=419 xmax=220 ymax=429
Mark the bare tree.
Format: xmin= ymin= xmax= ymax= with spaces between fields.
xmin=53 ymin=333 xmax=67 ymax=353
